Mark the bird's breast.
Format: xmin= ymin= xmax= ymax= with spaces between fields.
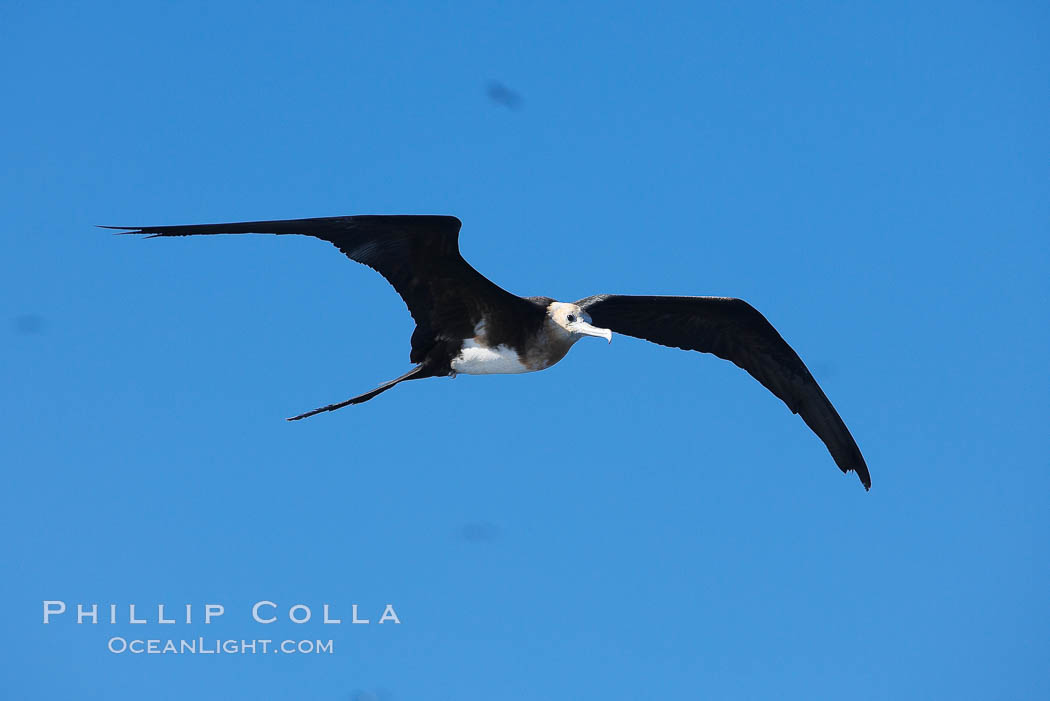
xmin=450 ymin=340 xmax=533 ymax=375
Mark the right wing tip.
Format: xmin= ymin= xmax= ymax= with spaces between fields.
xmin=858 ymin=468 xmax=872 ymax=491
xmin=848 ymin=459 xmax=872 ymax=491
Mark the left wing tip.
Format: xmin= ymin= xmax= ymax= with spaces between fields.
xmin=99 ymin=225 xmax=146 ymax=235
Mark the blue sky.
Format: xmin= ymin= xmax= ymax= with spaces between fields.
xmin=1 ymin=1 xmax=1047 ymax=699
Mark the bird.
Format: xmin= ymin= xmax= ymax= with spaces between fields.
xmin=106 ymin=214 xmax=871 ymax=489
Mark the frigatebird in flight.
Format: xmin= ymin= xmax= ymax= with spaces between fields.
xmin=108 ymin=215 xmax=870 ymax=489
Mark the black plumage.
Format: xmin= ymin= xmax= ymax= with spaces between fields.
xmin=106 ymin=214 xmax=870 ymax=489
xmin=576 ymin=295 xmax=869 ymax=488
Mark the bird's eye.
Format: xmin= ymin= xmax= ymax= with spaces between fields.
xmin=567 ymin=314 xmax=576 ymax=323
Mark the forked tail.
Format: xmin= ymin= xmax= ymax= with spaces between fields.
xmin=286 ymin=365 xmax=429 ymax=421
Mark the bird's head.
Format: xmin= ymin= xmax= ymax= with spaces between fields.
xmin=547 ymin=302 xmax=613 ymax=343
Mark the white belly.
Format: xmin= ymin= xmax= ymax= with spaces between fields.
xmin=451 ymin=341 xmax=532 ymax=375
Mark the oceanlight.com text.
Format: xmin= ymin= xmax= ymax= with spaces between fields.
xmin=107 ymin=637 xmax=334 ymax=655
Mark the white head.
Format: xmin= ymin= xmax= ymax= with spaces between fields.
xmin=546 ymin=302 xmax=613 ymax=343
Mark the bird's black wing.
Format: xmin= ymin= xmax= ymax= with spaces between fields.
xmin=576 ymin=294 xmax=870 ymax=489
xmin=106 ymin=215 xmax=536 ymax=360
